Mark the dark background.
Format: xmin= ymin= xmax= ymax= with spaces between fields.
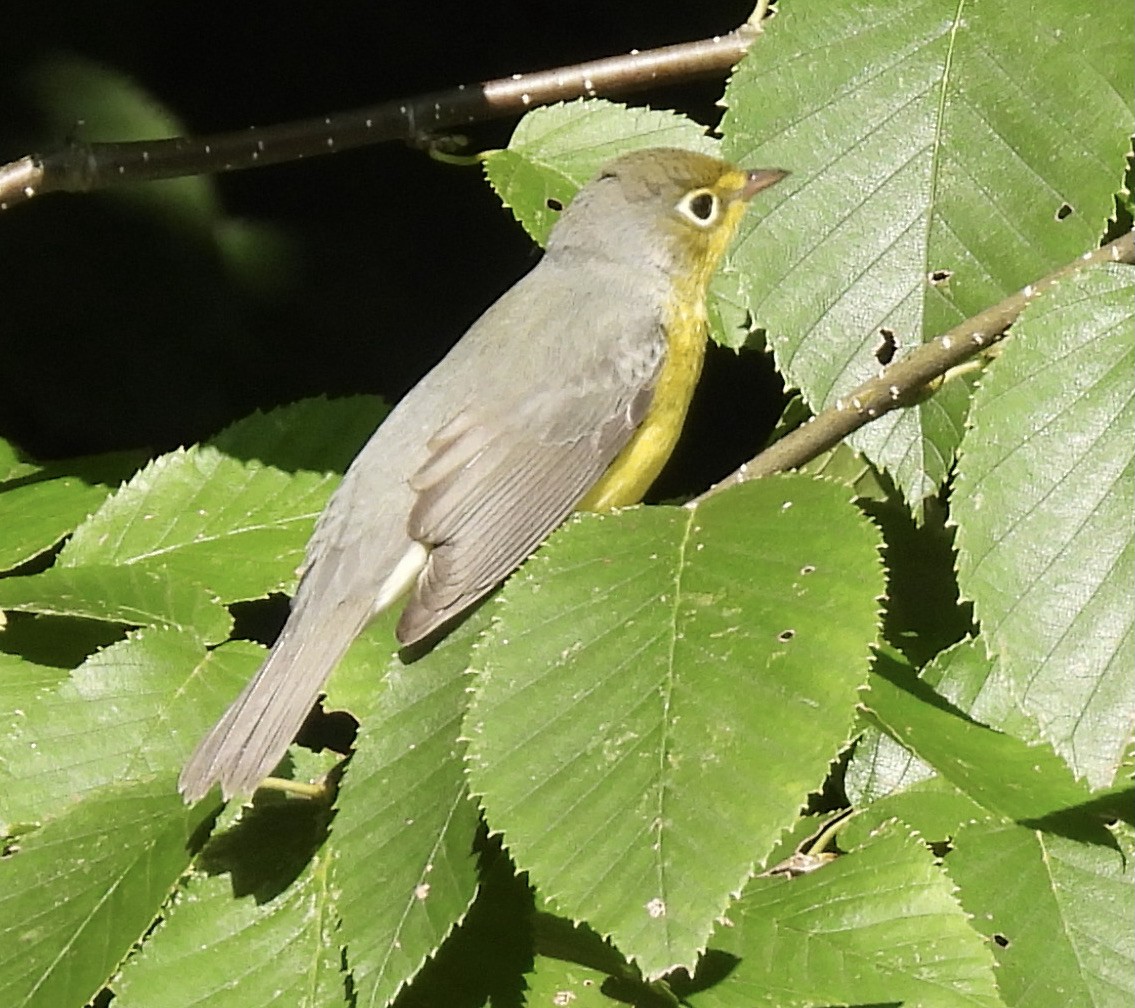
xmin=0 ymin=1 xmax=785 ymax=501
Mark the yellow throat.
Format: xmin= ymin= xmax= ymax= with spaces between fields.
xmin=577 ymin=166 xmax=756 ymax=511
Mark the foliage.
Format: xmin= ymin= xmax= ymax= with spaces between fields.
xmin=1 ymin=1 xmax=1132 ymax=1006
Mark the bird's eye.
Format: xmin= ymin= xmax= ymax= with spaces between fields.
xmin=676 ymin=189 xmax=720 ymax=227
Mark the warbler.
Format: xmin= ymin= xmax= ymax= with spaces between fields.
xmin=179 ymin=147 xmax=787 ymax=801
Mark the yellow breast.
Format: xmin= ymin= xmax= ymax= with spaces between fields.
xmin=575 ymin=167 xmax=754 ymax=513
xmin=576 ymin=294 xmax=707 ymax=512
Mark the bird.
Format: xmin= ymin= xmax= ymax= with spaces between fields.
xmin=179 ymin=147 xmax=787 ymax=802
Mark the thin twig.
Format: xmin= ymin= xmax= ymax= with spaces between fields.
xmin=0 ymin=27 xmax=762 ymax=211
xmin=696 ymin=231 xmax=1135 ymax=500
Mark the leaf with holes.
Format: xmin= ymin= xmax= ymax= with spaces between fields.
xmin=465 ymin=475 xmax=883 ymax=978
xmin=722 ymin=0 xmax=1133 ymax=506
xmin=948 ymin=819 xmax=1134 ymax=1008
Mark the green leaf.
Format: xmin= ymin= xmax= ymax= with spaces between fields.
xmin=330 ymin=614 xmax=482 ymax=1007
xmin=840 ymin=775 xmax=991 ymax=849
xmin=466 ymin=475 xmax=883 ymax=978
xmin=846 ymin=639 xmax=1004 ymax=805
xmin=522 ymin=958 xmax=631 ymax=1008
xmin=701 ymin=821 xmax=1002 ymax=1008
xmin=391 ymin=840 xmax=535 ymax=1008
xmin=948 ymin=819 xmax=1135 ymax=1008
xmin=58 ymin=397 xmax=383 ymax=604
xmin=0 ymin=437 xmax=40 ymax=484
xmin=114 ymin=850 xmax=346 ymax=1008
xmin=953 ymin=266 xmax=1134 ymax=788
xmin=485 ymin=99 xmax=758 ymax=350
xmin=485 ymin=99 xmax=717 ymax=245
xmin=0 ymin=565 xmax=230 ymax=643
xmin=208 ymin=394 xmax=385 ymax=475
xmin=0 ymin=629 xmax=260 ymax=824
xmin=0 ymin=612 xmax=125 ymax=670
xmin=0 ymin=780 xmax=205 ymax=1008
xmin=528 ymin=914 xmax=650 ymax=1006
xmin=0 ymin=452 xmax=143 ymax=573
xmin=0 ymin=649 xmax=69 ymax=718
xmin=862 ymin=651 xmax=1101 ymax=832
xmin=721 ymin=0 xmax=1134 ymax=505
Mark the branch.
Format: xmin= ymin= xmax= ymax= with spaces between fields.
xmin=0 ymin=26 xmax=762 ymax=211
xmin=697 ymin=231 xmax=1135 ymax=500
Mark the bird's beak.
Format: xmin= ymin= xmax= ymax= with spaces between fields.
xmin=742 ymin=167 xmax=790 ymax=200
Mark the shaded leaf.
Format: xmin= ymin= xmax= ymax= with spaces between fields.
xmin=0 ymin=437 xmax=40 ymax=484
xmin=862 ymin=651 xmax=1102 ymax=835
xmin=0 ymin=451 xmax=143 ymax=573
xmin=331 ymin=614 xmax=482 ymax=1007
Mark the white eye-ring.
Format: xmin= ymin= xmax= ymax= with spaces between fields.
xmin=675 ymin=188 xmax=721 ymax=228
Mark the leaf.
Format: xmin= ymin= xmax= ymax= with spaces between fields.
xmin=721 ymin=0 xmax=1134 ymax=505
xmin=0 ymin=650 xmax=69 ymax=720
xmin=0 ymin=451 xmax=143 ymax=573
xmin=701 ymin=821 xmax=1002 ymax=1008
xmin=953 ymin=266 xmax=1134 ymax=787
xmin=113 ymin=850 xmax=346 ymax=1008
xmin=0 ymin=565 xmax=231 ymax=644
xmin=466 ymin=475 xmax=883 ymax=978
xmin=0 ymin=780 xmax=205 ymax=1008
xmin=58 ymin=397 xmax=384 ymax=604
xmin=330 ymin=615 xmax=482 ymax=1008
xmin=0 ymin=629 xmax=261 ymax=824
xmin=391 ymin=840 xmax=535 ymax=1008
xmin=846 ymin=639 xmax=1003 ymax=805
xmin=484 ymin=99 xmax=759 ymax=350
xmin=484 ymin=99 xmax=717 ymax=245
xmin=521 ymin=958 xmax=629 ymax=1008
xmin=948 ymin=819 xmax=1135 ymax=1008
xmin=861 ymin=650 xmax=1102 ymax=834
xmin=0 ymin=437 xmax=40 ymax=484
xmin=840 ymin=775 xmax=992 ymax=849
xmin=208 ymin=394 xmax=384 ymax=475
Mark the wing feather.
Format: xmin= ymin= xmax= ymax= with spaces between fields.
xmin=397 ymin=314 xmax=662 ymax=644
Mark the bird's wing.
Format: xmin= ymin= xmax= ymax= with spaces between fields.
xmin=397 ymin=302 xmax=665 ymax=644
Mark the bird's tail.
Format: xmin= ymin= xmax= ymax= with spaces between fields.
xmin=178 ymin=606 xmax=369 ymax=802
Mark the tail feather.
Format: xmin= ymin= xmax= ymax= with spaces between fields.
xmin=178 ymin=611 xmax=367 ymax=802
